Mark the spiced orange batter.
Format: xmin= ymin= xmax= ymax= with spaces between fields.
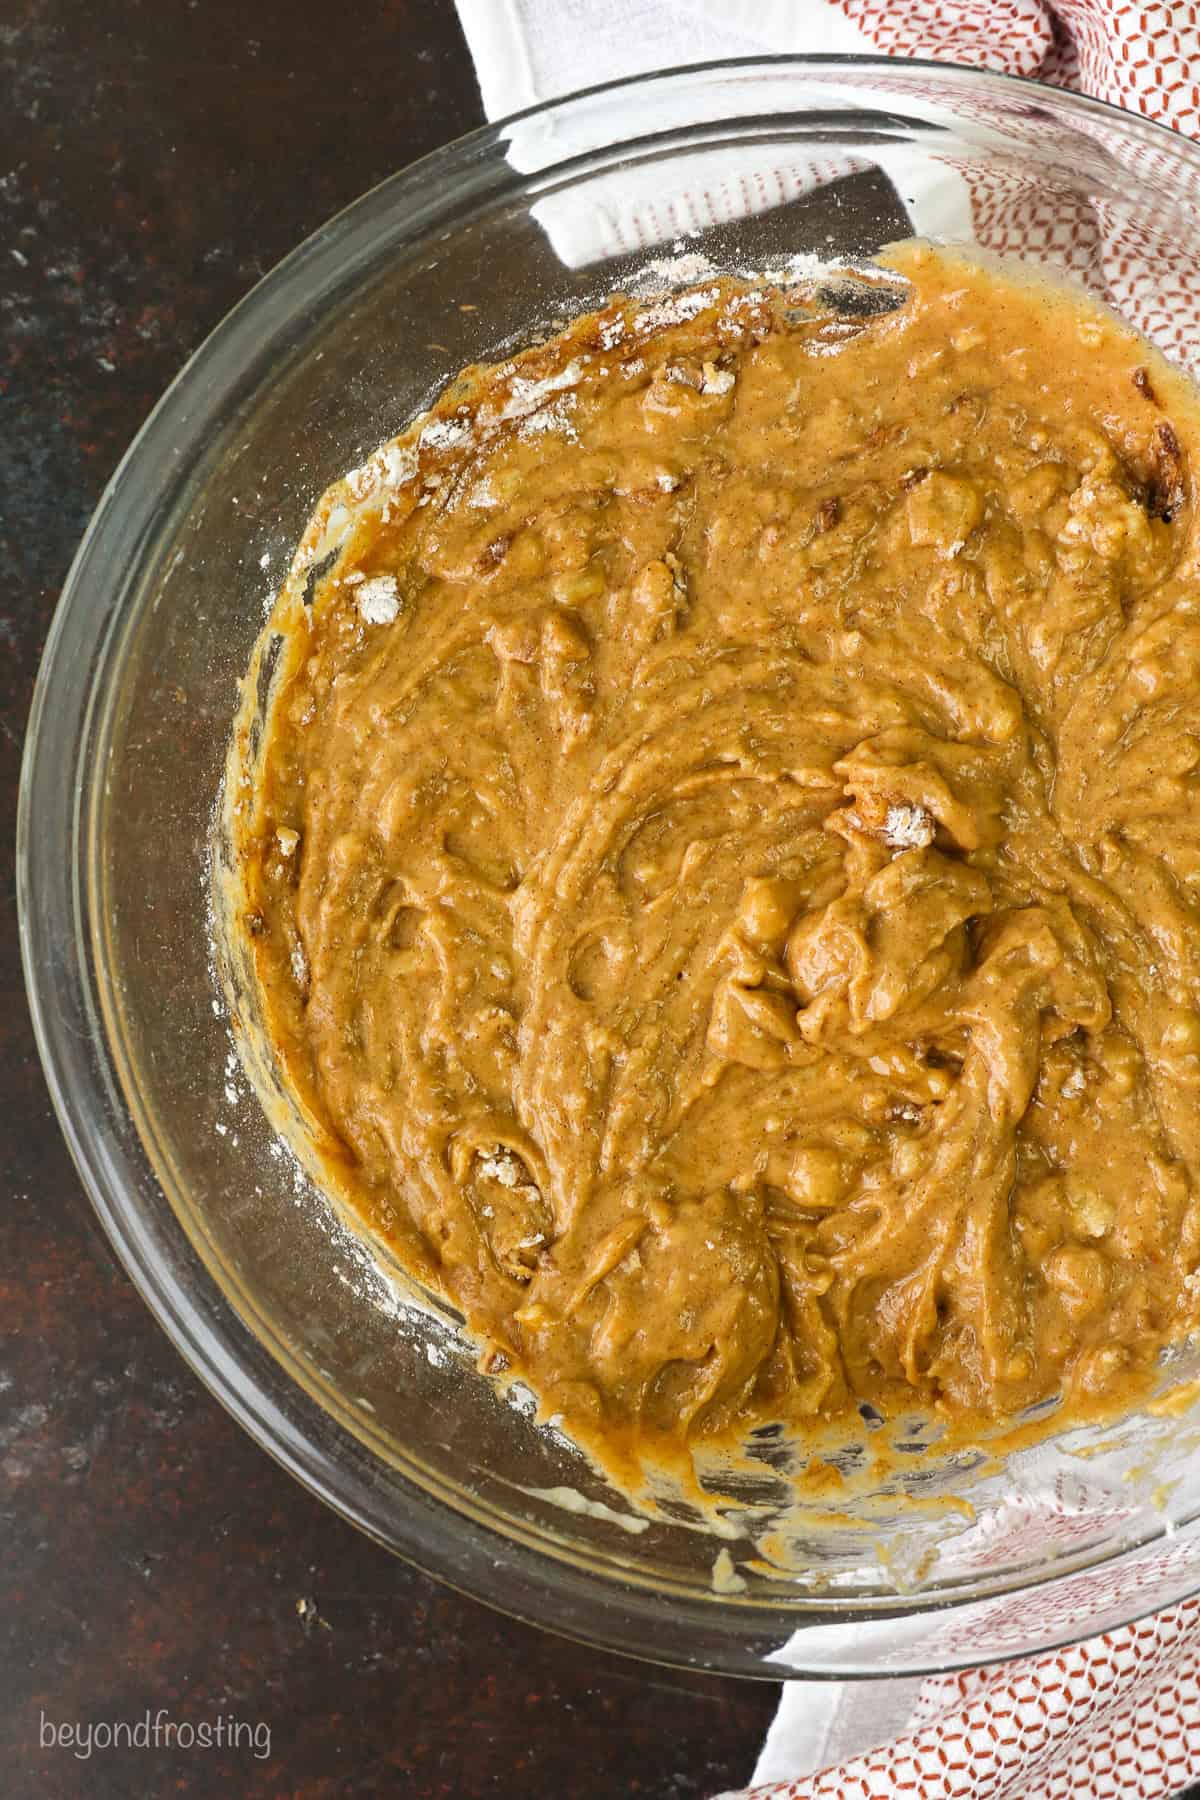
xmin=225 ymin=244 xmax=1200 ymax=1468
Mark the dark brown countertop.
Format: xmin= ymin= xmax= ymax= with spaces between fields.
xmin=1 ymin=2 xmax=777 ymax=1794
xmin=7 ymin=5 xmax=1200 ymax=1797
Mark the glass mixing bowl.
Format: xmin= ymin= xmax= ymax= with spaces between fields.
xmin=21 ymin=58 xmax=1200 ymax=1679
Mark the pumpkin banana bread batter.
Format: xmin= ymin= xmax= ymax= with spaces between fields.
xmin=228 ymin=244 xmax=1200 ymax=1468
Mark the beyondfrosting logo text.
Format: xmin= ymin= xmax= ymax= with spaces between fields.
xmin=39 ymin=1709 xmax=271 ymax=1762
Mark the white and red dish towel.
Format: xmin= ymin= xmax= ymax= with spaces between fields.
xmin=454 ymin=3 xmax=1200 ymax=1794
xmin=457 ymin=0 xmax=1200 ymax=132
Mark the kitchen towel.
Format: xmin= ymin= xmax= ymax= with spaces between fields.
xmin=456 ymin=0 xmax=1200 ymax=130
xmin=726 ymin=1595 xmax=1200 ymax=1796
xmin=453 ymin=2 xmax=1200 ymax=1795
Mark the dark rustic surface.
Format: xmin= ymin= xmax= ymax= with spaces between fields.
xmin=6 ymin=5 xmax=1199 ymax=1798
xmin=0 ymin=1 xmax=782 ymax=1795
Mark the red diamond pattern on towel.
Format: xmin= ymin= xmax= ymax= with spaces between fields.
xmin=838 ymin=0 xmax=1054 ymax=75
xmin=1055 ymin=0 xmax=1200 ymax=129
xmin=835 ymin=0 xmax=1200 ymax=140
xmin=739 ymin=1596 xmax=1200 ymax=1799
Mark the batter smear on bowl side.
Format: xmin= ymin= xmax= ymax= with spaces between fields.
xmin=224 ymin=243 xmax=1200 ymax=1478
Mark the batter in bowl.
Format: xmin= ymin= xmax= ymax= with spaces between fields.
xmin=224 ymin=243 xmax=1200 ymax=1475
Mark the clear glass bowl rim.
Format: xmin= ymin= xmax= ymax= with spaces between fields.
xmin=20 ymin=54 xmax=1200 ymax=1679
